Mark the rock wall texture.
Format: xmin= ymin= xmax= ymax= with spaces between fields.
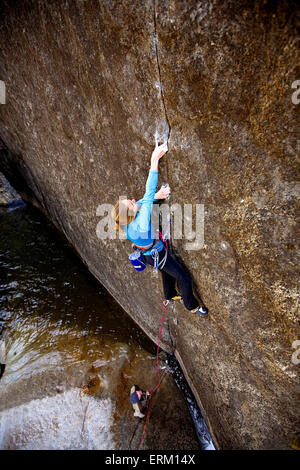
xmin=0 ymin=0 xmax=299 ymax=449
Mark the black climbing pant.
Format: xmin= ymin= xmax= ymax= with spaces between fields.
xmin=142 ymin=246 xmax=199 ymax=311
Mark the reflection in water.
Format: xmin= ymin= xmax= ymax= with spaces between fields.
xmin=0 ymin=202 xmax=155 ymax=376
xmin=0 ymin=201 xmax=213 ymax=450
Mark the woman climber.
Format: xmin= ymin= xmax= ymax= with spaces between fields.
xmin=111 ymin=142 xmax=208 ymax=316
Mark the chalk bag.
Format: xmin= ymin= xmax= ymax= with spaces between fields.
xmin=129 ymin=250 xmax=147 ymax=272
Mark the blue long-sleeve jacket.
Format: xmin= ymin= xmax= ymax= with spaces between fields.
xmin=123 ymin=169 xmax=158 ymax=246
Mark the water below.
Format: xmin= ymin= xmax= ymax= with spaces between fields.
xmin=0 ymin=197 xmax=214 ymax=450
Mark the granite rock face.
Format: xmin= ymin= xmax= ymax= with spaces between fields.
xmin=0 ymin=0 xmax=299 ymax=449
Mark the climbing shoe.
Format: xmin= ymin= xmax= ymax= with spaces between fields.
xmin=190 ymin=305 xmax=209 ymax=316
xmin=171 ymin=295 xmax=183 ymax=302
xmin=164 ymin=296 xmax=183 ymax=306
xmin=134 ymin=411 xmax=145 ymax=418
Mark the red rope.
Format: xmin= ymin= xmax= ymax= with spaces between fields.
xmin=136 ymin=299 xmax=167 ymax=450
xmin=159 ymin=229 xmax=168 ymax=251
xmin=136 ymin=396 xmax=152 ymax=451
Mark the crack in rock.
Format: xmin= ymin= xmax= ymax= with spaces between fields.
xmin=153 ymin=0 xmax=171 ymax=150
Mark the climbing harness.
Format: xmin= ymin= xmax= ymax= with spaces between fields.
xmin=148 ymin=215 xmax=170 ymax=276
xmin=128 ymin=216 xmax=170 ymax=275
xmin=128 ymin=239 xmax=166 ymax=273
xmin=136 ymin=298 xmax=168 ymax=450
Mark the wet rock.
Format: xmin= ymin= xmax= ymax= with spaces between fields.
xmin=0 ymin=340 xmax=6 ymax=365
xmin=112 ymin=350 xmax=200 ymax=450
xmin=0 ymin=172 xmax=22 ymax=206
xmin=0 ymin=0 xmax=298 ymax=449
xmin=0 ymin=328 xmax=200 ymax=450
xmin=81 ymin=376 xmax=102 ymax=396
xmin=91 ymin=359 xmax=108 ymax=371
xmin=0 ymin=389 xmax=116 ymax=450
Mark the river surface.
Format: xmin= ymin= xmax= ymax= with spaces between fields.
xmin=0 ymin=195 xmax=214 ymax=450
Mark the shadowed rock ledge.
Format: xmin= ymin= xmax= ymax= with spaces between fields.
xmin=0 ymin=0 xmax=299 ymax=449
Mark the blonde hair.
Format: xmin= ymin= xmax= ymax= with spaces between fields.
xmin=111 ymin=200 xmax=136 ymax=233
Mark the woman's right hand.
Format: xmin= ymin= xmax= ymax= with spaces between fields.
xmin=151 ymin=142 xmax=168 ymax=161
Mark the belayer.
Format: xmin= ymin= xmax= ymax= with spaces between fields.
xmin=111 ymin=142 xmax=208 ymax=316
xmin=129 ymin=385 xmax=151 ymax=418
